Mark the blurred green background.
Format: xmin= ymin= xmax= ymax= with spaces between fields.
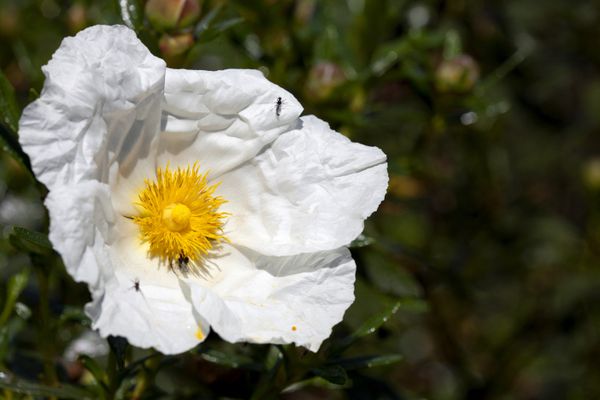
xmin=1 ymin=0 xmax=600 ymax=399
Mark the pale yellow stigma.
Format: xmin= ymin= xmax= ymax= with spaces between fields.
xmin=162 ymin=203 xmax=191 ymax=231
xmin=132 ymin=163 xmax=228 ymax=266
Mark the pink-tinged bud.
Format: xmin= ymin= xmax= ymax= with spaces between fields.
xmin=583 ymin=158 xmax=600 ymax=190
xmin=67 ymin=3 xmax=87 ymax=33
xmin=294 ymin=0 xmax=316 ymax=25
xmin=159 ymin=33 xmax=194 ymax=65
xmin=0 ymin=5 xmax=19 ymax=37
xmin=435 ymin=54 xmax=480 ymax=93
xmin=145 ymin=0 xmax=201 ymax=31
xmin=305 ymin=62 xmax=347 ymax=100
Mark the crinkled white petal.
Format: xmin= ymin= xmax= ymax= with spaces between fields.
xmin=185 ymin=246 xmax=356 ymax=352
xmin=86 ymin=269 xmax=208 ymax=355
xmin=217 ymin=115 xmax=388 ymax=256
xmin=19 ymin=25 xmax=165 ymax=189
xmin=45 ymin=181 xmax=113 ymax=287
xmin=157 ymin=68 xmax=303 ymax=178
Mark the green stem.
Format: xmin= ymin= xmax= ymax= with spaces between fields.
xmin=36 ymin=267 xmax=58 ymax=398
xmin=105 ymin=350 xmax=117 ymax=400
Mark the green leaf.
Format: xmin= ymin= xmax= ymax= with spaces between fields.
xmin=194 ymin=4 xmax=224 ymax=37
xmin=0 ymin=124 xmax=31 ymax=172
xmin=200 ymin=349 xmax=263 ymax=371
xmin=59 ymin=306 xmax=91 ymax=326
xmin=332 ymin=301 xmax=402 ymax=353
xmin=8 ymin=226 xmax=53 ymax=255
xmin=79 ymin=355 xmax=108 ymax=388
xmin=329 ymin=354 xmax=403 ymax=370
xmin=0 ymin=374 xmax=94 ymax=399
xmin=311 ymin=365 xmax=348 ymax=385
xmin=197 ymin=17 xmax=243 ymax=44
xmin=0 ymin=268 xmax=30 ymax=326
xmin=117 ymin=0 xmax=144 ymax=31
xmin=0 ymin=70 xmax=19 ymax=134
xmin=350 ymin=301 xmax=401 ymax=340
xmin=250 ymin=345 xmax=285 ymax=400
xmin=349 ymin=234 xmax=375 ymax=248
xmin=0 ymin=318 xmax=26 ymax=361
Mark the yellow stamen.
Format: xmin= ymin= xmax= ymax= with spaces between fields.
xmin=132 ymin=163 xmax=228 ymax=266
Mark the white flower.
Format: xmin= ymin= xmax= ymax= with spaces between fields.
xmin=18 ymin=25 xmax=388 ymax=355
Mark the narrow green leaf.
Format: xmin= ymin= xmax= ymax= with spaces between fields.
xmin=351 ymin=301 xmax=401 ymax=340
xmin=0 ymin=70 xmax=19 ymax=134
xmin=250 ymin=345 xmax=285 ymax=400
xmin=329 ymin=354 xmax=403 ymax=370
xmin=79 ymin=355 xmax=108 ymax=388
xmin=200 ymin=349 xmax=263 ymax=371
xmin=331 ymin=301 xmax=402 ymax=354
xmin=311 ymin=365 xmax=348 ymax=385
xmin=196 ymin=17 xmax=243 ymax=43
xmin=8 ymin=226 xmax=53 ymax=255
xmin=0 ymin=374 xmax=94 ymax=399
xmin=0 ymin=268 xmax=30 ymax=326
xmin=349 ymin=234 xmax=375 ymax=248
xmin=59 ymin=306 xmax=91 ymax=326
xmin=118 ymin=0 xmax=144 ymax=31
xmin=0 ymin=124 xmax=31 ymax=172
xmin=0 ymin=318 xmax=26 ymax=363
xmin=194 ymin=4 xmax=224 ymax=37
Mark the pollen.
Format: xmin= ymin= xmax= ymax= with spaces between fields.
xmin=132 ymin=163 xmax=228 ymax=266
xmin=195 ymin=327 xmax=205 ymax=341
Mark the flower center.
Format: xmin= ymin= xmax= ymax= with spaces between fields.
xmin=132 ymin=163 xmax=228 ymax=266
xmin=162 ymin=203 xmax=191 ymax=231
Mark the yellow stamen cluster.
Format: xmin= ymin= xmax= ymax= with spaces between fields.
xmin=132 ymin=163 xmax=228 ymax=266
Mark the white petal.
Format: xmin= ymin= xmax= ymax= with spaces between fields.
xmin=218 ymin=115 xmax=388 ymax=256
xmin=157 ymin=68 xmax=303 ymax=177
xmin=45 ymin=181 xmax=114 ymax=288
xmin=185 ymin=246 xmax=356 ymax=351
xmin=87 ymin=268 xmax=208 ymax=355
xmin=19 ymin=25 xmax=165 ymax=192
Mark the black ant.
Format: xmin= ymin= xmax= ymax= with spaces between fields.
xmin=275 ymin=97 xmax=283 ymax=118
xmin=131 ymin=278 xmax=141 ymax=292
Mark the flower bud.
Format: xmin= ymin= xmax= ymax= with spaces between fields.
xmin=145 ymin=0 xmax=201 ymax=31
xmin=305 ymin=62 xmax=347 ymax=100
xmin=159 ymin=32 xmax=194 ymax=65
xmin=435 ymin=54 xmax=480 ymax=93
xmin=67 ymin=3 xmax=87 ymax=33
xmin=0 ymin=5 xmax=19 ymax=37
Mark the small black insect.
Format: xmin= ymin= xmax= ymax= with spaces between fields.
xmin=131 ymin=278 xmax=141 ymax=292
xmin=178 ymin=252 xmax=190 ymax=273
xmin=275 ymin=96 xmax=283 ymax=118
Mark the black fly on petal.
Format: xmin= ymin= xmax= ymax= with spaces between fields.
xmin=275 ymin=97 xmax=283 ymax=118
